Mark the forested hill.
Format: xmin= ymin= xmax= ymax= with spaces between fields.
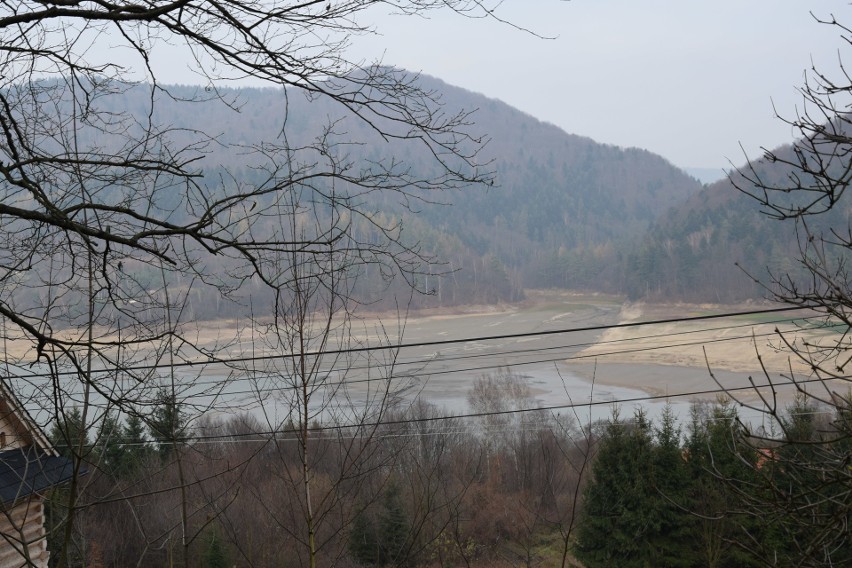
xmin=411 ymin=76 xmax=704 ymax=298
xmin=622 ymin=141 xmax=852 ymax=303
xmin=33 ymin=73 xmax=843 ymax=308
xmin=98 ymin=75 xmax=703 ymax=309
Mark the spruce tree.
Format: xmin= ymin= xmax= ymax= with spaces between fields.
xmin=148 ymin=391 xmax=187 ymax=461
xmin=758 ymin=395 xmax=852 ymax=565
xmin=575 ymin=408 xmax=656 ymax=567
xmin=617 ymin=409 xmax=657 ymax=564
xmin=49 ymin=406 xmax=89 ymax=461
xmin=349 ymin=507 xmax=379 ymax=566
xmin=685 ymin=403 xmax=732 ymax=568
xmin=685 ymin=399 xmax=763 ymax=568
xmin=349 ymin=483 xmax=411 ymax=567
xmin=379 ymin=482 xmax=410 ymax=566
xmin=648 ymin=405 xmax=693 ymax=567
xmin=121 ymin=412 xmax=151 ymax=475
xmin=576 ymin=407 xmax=697 ymax=567
xmin=202 ymin=526 xmax=231 ymax=568
xmin=93 ymin=412 xmax=125 ymax=477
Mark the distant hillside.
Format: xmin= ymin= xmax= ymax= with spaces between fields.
xmin=375 ymin=76 xmax=706 ymax=301
xmin=19 ymin=74 xmax=849 ymax=309
xmin=622 ymin=142 xmax=851 ymax=302
xmin=100 ymin=76 xmax=706 ymax=307
xmin=15 ymin=74 xmax=707 ymax=314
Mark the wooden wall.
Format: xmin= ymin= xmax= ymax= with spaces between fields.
xmin=0 ymin=497 xmax=49 ymax=568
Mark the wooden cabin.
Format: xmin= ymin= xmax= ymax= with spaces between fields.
xmin=0 ymin=382 xmax=76 ymax=568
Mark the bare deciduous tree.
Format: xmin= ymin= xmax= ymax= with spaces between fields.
xmin=719 ymin=13 xmax=852 ymax=566
xmin=0 ymin=1 xmax=522 ymax=564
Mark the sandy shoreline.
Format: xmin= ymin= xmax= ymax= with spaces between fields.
xmin=3 ymin=292 xmax=842 ymax=410
xmin=568 ymin=301 xmax=815 ymax=373
xmin=562 ymin=300 xmax=842 ymax=406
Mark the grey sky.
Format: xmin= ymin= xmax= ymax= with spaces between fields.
xmin=137 ymin=1 xmax=849 ymax=173
xmin=346 ymin=0 xmax=849 ymax=172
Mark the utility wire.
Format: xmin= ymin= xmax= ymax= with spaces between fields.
xmin=48 ymin=375 xmax=847 ymax=449
xmin=2 ymin=306 xmax=820 ymax=381
xmin=11 ymin=327 xmax=801 ymax=409
xmin=16 ymin=322 xmax=828 ymax=406
xmin=9 ymin=304 xmax=845 ymax=442
xmin=12 ymin=317 xmax=839 ymax=415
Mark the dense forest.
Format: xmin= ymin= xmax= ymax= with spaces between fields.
xmin=8 ymin=76 xmax=829 ymax=312
xmin=622 ymin=141 xmax=852 ymax=302
xmin=5 ymin=77 xmax=713 ymax=318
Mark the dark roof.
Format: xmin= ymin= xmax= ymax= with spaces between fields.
xmin=0 ymin=446 xmax=81 ymax=505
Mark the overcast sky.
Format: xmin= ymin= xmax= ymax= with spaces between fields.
xmin=343 ymin=0 xmax=849 ymax=174
xmin=138 ymin=1 xmax=849 ymax=175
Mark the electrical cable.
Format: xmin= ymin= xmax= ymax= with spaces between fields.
xmin=45 ymin=374 xmax=849 ymax=450
xmin=9 ymin=314 xmax=841 ymax=421
xmin=7 ymin=303 xmax=847 ymax=449
xmin=11 ymin=323 xmax=825 ymax=406
xmin=7 ymin=327 xmax=799 ymax=410
xmin=1 ymin=306 xmax=821 ymax=382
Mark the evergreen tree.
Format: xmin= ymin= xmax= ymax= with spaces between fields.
xmin=575 ymin=411 xmax=627 ymax=565
xmin=648 ymin=405 xmax=693 ymax=567
xmin=349 ymin=483 xmax=411 ymax=567
xmin=615 ymin=409 xmax=659 ymax=565
xmin=46 ymin=407 xmax=88 ymax=566
xmin=148 ymin=391 xmax=187 ymax=461
xmin=757 ymin=395 xmax=852 ymax=566
xmin=202 ymin=525 xmax=231 ymax=568
xmin=378 ymin=482 xmax=410 ymax=566
xmin=49 ymin=406 xmax=89 ymax=461
xmin=93 ymin=412 xmax=125 ymax=477
xmin=576 ymin=407 xmax=700 ymax=567
xmin=349 ymin=507 xmax=379 ymax=566
xmin=575 ymin=408 xmax=658 ymax=567
xmin=685 ymin=400 xmax=763 ymax=568
xmin=121 ymin=412 xmax=151 ymax=475
xmin=92 ymin=411 xmax=152 ymax=478
xmin=684 ymin=403 xmax=733 ymax=568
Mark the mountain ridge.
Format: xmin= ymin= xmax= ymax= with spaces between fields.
xmin=5 ymin=73 xmax=715 ymax=314
xmin=107 ymin=73 xmax=706 ymax=308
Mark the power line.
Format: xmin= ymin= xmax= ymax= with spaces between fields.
xmin=7 ymin=303 xmax=844 ymax=444
xmin=49 ymin=375 xmax=846 ymax=449
xmin=9 ymin=315 xmax=837 ymax=412
xmin=2 ymin=305 xmax=818 ymax=381
xmin=9 ymin=326 xmax=806 ymax=409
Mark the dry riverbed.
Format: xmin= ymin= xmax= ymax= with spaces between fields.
xmin=564 ymin=300 xmax=840 ymax=405
xmin=4 ymin=291 xmax=842 ymax=417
